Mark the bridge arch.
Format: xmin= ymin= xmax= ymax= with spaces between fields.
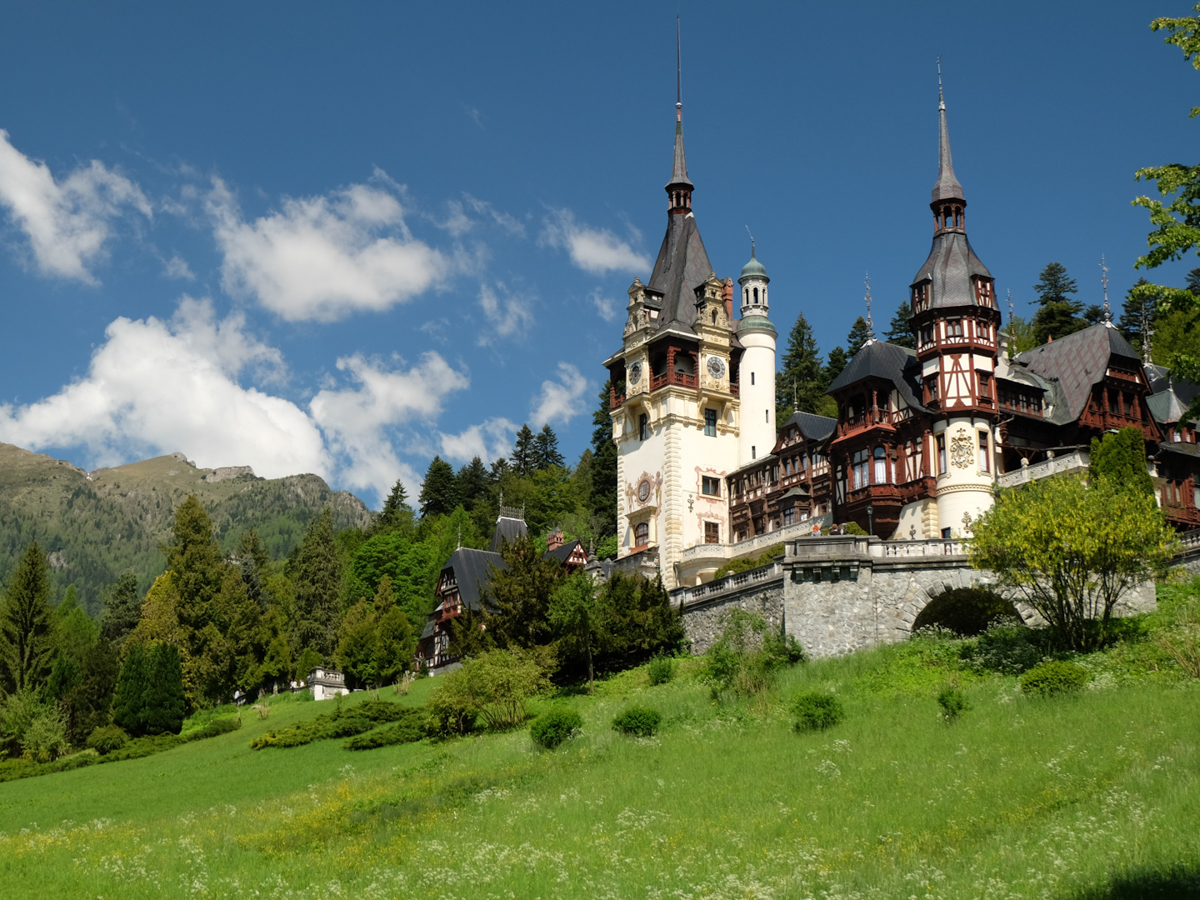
xmin=896 ymin=572 xmax=1039 ymax=639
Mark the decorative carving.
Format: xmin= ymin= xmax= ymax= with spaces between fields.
xmin=950 ymin=428 xmax=973 ymax=469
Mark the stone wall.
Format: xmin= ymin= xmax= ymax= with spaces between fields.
xmin=676 ymin=565 xmax=785 ymax=654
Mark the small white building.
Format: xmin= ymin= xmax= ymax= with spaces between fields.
xmin=308 ymin=667 xmax=349 ymax=701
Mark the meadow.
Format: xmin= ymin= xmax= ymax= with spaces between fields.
xmin=1 ymin=596 xmax=1199 ymax=899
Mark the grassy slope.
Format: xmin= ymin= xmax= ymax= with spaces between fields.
xmin=0 ymin=443 xmax=373 ymax=610
xmin=1 ymin=638 xmax=1198 ymax=900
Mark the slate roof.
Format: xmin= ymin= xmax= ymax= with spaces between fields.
xmin=647 ymin=212 xmax=713 ymax=333
xmin=780 ymin=410 xmax=837 ymax=443
xmin=1146 ymin=363 xmax=1199 ymax=406
xmin=827 ymin=340 xmax=924 ymax=410
xmin=440 ymin=547 xmax=505 ymax=613
xmin=932 ymin=94 xmax=964 ymax=204
xmin=489 ymin=515 xmax=528 ymax=552
xmin=544 ymin=539 xmax=584 ymax=566
xmin=1016 ymin=323 xmax=1144 ymax=424
xmin=1147 ymin=387 xmax=1192 ymax=426
xmin=911 ymin=231 xmax=992 ymax=309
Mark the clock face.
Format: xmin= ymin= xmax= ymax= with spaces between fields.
xmin=707 ymin=356 xmax=726 ymax=379
xmin=628 ymin=362 xmax=642 ymax=384
xmin=637 ymin=479 xmax=652 ymax=503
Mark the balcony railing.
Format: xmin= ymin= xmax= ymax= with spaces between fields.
xmin=650 ymin=371 xmax=698 ymax=391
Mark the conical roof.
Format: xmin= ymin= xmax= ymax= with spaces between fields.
xmin=666 ymin=104 xmax=693 ymax=190
xmin=931 ymin=90 xmax=964 ymax=204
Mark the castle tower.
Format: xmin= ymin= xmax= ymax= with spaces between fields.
xmin=736 ymin=241 xmax=777 ymax=465
xmin=909 ymin=76 xmax=1002 ymax=537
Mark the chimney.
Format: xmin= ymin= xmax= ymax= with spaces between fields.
xmin=547 ymin=530 xmax=564 ymax=551
xmin=723 ymin=278 xmax=734 ymax=323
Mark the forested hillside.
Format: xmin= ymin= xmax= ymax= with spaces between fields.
xmin=0 ymin=444 xmax=372 ymax=614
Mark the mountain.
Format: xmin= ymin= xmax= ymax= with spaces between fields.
xmin=0 ymin=444 xmax=373 ymax=615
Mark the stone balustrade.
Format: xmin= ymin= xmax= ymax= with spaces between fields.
xmin=995 ymin=449 xmax=1089 ymax=488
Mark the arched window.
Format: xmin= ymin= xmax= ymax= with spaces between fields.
xmin=753 ymin=287 xmax=759 ymax=303
xmin=634 ymin=522 xmax=649 ymax=547
xmin=873 ymin=446 xmax=887 ymax=484
xmin=712 ymin=310 xmax=718 ymax=325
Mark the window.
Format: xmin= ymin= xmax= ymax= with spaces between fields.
xmin=978 ymin=432 xmax=989 ymax=473
xmin=704 ymin=408 xmax=717 ymax=437
xmin=765 ymin=409 xmax=769 ymax=423
xmin=639 ymin=414 xmax=648 ymax=441
xmin=852 ymin=448 xmax=869 ymax=488
xmin=634 ymin=522 xmax=649 ymax=547
xmin=979 ymin=372 xmax=991 ymax=399
xmin=701 ymin=476 xmax=720 ymax=497
xmin=783 ymin=508 xmax=795 ymax=526
xmin=941 ymin=527 xmax=952 ymax=539
xmin=928 ymin=377 xmax=939 ymax=402
xmin=751 ymin=372 xmax=756 ymax=385
xmin=751 ymin=445 xmax=757 ymax=460
xmin=946 ymin=319 xmax=963 ymax=339
xmin=753 ymin=287 xmax=759 ymax=303
xmin=937 ymin=434 xmax=947 ymax=474
xmin=873 ymin=446 xmax=887 ymax=484
xmin=704 ymin=522 xmax=720 ymax=544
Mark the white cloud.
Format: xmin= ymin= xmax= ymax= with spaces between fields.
xmin=539 ymin=207 xmax=649 ymax=275
xmin=438 ymin=194 xmax=525 ymax=239
xmin=530 ymin=363 xmax=590 ymax=427
xmin=309 ymin=352 xmax=470 ymax=499
xmin=0 ymin=298 xmax=328 ymax=479
xmin=163 ymin=254 xmax=195 ymax=281
xmin=589 ymin=288 xmax=621 ymax=322
xmin=478 ymin=281 xmax=534 ymax=344
xmin=207 ymin=176 xmax=449 ymax=322
xmin=0 ymin=129 xmax=151 ymax=284
xmin=439 ymin=417 xmax=517 ymax=464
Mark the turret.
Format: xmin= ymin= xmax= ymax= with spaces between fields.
xmin=736 ymin=241 xmax=777 ymax=465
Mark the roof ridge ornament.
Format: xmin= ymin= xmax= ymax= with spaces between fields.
xmin=864 ymin=272 xmax=876 ymax=344
xmin=666 ymin=15 xmax=693 ymax=203
xmin=1100 ymin=255 xmax=1113 ymax=327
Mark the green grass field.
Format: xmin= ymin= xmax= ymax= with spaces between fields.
xmin=2 ymin=621 xmax=1199 ymax=899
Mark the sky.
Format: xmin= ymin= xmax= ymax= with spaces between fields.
xmin=0 ymin=1 xmax=1196 ymax=509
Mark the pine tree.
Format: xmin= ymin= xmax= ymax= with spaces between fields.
xmin=419 ymin=456 xmax=458 ymax=518
xmin=142 ymin=643 xmax=185 ymax=735
xmin=165 ymin=496 xmax=226 ymax=626
xmin=825 ymin=346 xmax=849 ymax=383
xmin=455 ymin=457 xmax=489 ymax=510
xmin=533 ymin=424 xmax=564 ymax=470
xmin=289 ymin=508 xmax=344 ymax=660
xmin=512 ymin=424 xmax=536 ymax=476
xmin=845 ymin=317 xmax=872 ymax=357
xmin=776 ymin=311 xmax=828 ymax=421
xmin=0 ymin=541 xmax=56 ymax=694
xmin=371 ymin=576 xmax=413 ymax=685
xmin=590 ymin=382 xmax=618 ymax=537
xmin=375 ymin=478 xmax=415 ymax=533
xmin=336 ymin=599 xmax=379 ymax=688
xmin=111 ymin=642 xmax=149 ymax=735
xmin=1118 ymin=278 xmax=1157 ymax=349
xmin=884 ymin=302 xmax=915 ymax=349
xmin=70 ymin=636 xmax=119 ymax=745
xmin=100 ymin=572 xmax=142 ymax=647
xmin=1031 ymin=262 xmax=1085 ymax=345
xmin=1033 ymin=262 xmax=1080 ymax=307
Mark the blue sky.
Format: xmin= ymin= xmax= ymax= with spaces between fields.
xmin=0 ymin=1 xmax=1195 ymax=508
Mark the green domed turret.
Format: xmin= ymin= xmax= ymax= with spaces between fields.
xmin=739 ymin=242 xmax=768 ymax=284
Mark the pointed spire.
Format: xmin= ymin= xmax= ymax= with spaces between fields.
xmin=1007 ymin=289 xmax=1015 ymax=358
xmin=931 ymin=58 xmax=965 ymax=205
xmin=1100 ymin=255 xmax=1113 ymax=327
xmin=666 ymin=16 xmax=693 ymax=205
xmin=864 ymin=272 xmax=876 ymax=343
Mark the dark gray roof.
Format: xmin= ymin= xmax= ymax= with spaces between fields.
xmin=647 ymin=212 xmax=713 ymax=333
xmin=932 ymin=95 xmax=964 ymax=204
xmin=1159 ymin=440 xmax=1200 ymax=460
xmin=827 ymin=340 xmax=924 ymax=410
xmin=544 ymin=539 xmax=584 ymax=565
xmin=1017 ymin=323 xmax=1144 ymax=423
xmin=489 ymin=515 xmax=528 ymax=552
xmin=440 ymin=547 xmax=505 ymax=612
xmin=1146 ymin=363 xmax=1199 ymax=406
xmin=1147 ymin=386 xmax=1194 ymax=425
xmin=667 ymin=117 xmax=692 ymax=190
xmin=781 ymin=410 xmax=837 ymax=442
xmin=911 ymin=231 xmax=992 ymax=309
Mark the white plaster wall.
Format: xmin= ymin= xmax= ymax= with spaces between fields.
xmin=933 ymin=417 xmax=996 ymax=536
xmin=738 ymin=334 xmax=776 ymax=468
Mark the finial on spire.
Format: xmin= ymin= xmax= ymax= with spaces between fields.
xmin=746 ymin=225 xmax=755 ymax=258
xmin=937 ymin=56 xmax=944 ymax=110
xmin=1100 ymin=255 xmax=1112 ymax=326
xmin=931 ymin=59 xmax=964 ymax=207
xmin=864 ymin=272 xmax=875 ymax=342
xmin=666 ymin=15 xmax=693 ymax=204
xmin=676 ymin=15 xmax=682 ymax=116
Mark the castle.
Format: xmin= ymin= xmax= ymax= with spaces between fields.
xmin=604 ymin=83 xmax=1200 ymax=592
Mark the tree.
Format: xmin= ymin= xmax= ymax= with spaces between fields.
xmin=68 ymin=637 xmax=119 ymax=746
xmin=142 ymin=643 xmax=185 ymax=735
xmin=336 ymin=599 xmax=380 ymax=688
xmin=111 ymin=643 xmax=150 ymax=735
xmin=100 ymin=572 xmax=142 ymax=647
xmin=428 ymin=647 xmax=551 ymax=732
xmin=845 ymin=316 xmax=872 ymax=357
xmin=594 ymin=573 xmax=685 ymax=673
xmin=969 ymin=475 xmax=1178 ymax=651
xmin=1089 ymin=427 xmax=1155 ymax=497
xmin=480 ymin=536 xmax=565 ymax=650
xmin=1033 ymin=262 xmax=1080 ymax=307
xmin=1117 ymin=278 xmax=1157 ymax=349
xmin=511 ymin=424 xmax=536 ymax=476
xmin=455 ymin=457 xmax=490 ymax=511
xmin=776 ymin=311 xmax=828 ymax=421
xmin=549 ymin=571 xmax=600 ymax=692
xmin=0 ymin=541 xmax=56 ymax=694
xmin=375 ymin=478 xmax=416 ymax=534
xmin=590 ymin=382 xmax=618 ymax=537
xmin=884 ymin=301 xmax=915 ymax=349
xmin=289 ymin=508 xmax=344 ymax=660
xmin=346 ymin=530 xmax=439 ymax=633
xmin=165 ymin=496 xmax=226 ymax=627
xmin=419 ymin=456 xmax=458 ymax=519
xmin=533 ymin=425 xmax=564 ymax=471
xmin=824 ymin=346 xmax=849 ymax=383
xmin=1030 ymin=262 xmax=1085 ymax=345
xmin=373 ymin=577 xmax=414 ymax=685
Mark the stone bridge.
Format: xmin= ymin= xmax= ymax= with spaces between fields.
xmin=672 ymin=529 xmax=1200 ymax=659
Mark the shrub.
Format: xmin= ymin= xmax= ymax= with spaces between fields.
xmin=936 ymin=686 xmax=970 ymax=721
xmin=189 ymin=717 xmax=241 ymax=740
xmin=85 ymin=725 xmax=129 ymax=755
xmin=343 ymin=711 xmax=425 ymax=750
xmin=429 ymin=648 xmax=551 ymax=732
xmin=701 ymin=610 xmax=804 ymax=700
xmin=20 ymin=707 xmax=70 ymax=763
xmin=961 ymin=621 xmax=1043 ymax=675
xmin=713 ymin=545 xmax=785 ymax=580
xmin=612 ymin=705 xmax=661 ymax=738
xmin=530 ymin=709 xmax=583 ymax=750
xmin=1019 ymin=660 xmax=1090 ymax=697
xmin=792 ymin=691 xmax=845 ymax=733
xmin=647 ymin=655 xmax=675 ymax=686
xmin=251 ymin=698 xmax=409 ymax=749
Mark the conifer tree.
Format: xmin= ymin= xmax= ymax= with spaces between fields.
xmin=0 ymin=541 xmax=56 ymax=694
xmin=166 ymin=496 xmax=226 ymax=624
xmin=455 ymin=457 xmax=489 ymax=510
xmin=824 ymin=346 xmax=849 ymax=384
xmin=289 ymin=508 xmax=344 ymax=660
xmin=372 ymin=576 xmax=414 ymax=685
xmin=1118 ymin=278 xmax=1157 ymax=349
xmin=1031 ymin=262 xmax=1086 ymax=345
xmin=1089 ymin=427 xmax=1155 ymax=497
xmin=845 ymin=317 xmax=872 ymax=357
xmin=512 ymin=424 xmax=536 ymax=476
xmin=590 ymin=382 xmax=618 ymax=537
xmin=884 ymin=301 xmax=915 ymax=349
xmin=111 ymin=642 xmax=149 ymax=735
xmin=100 ymin=572 xmax=142 ymax=648
xmin=419 ymin=456 xmax=458 ymax=519
xmin=375 ymin=478 xmax=415 ymax=533
xmin=70 ymin=636 xmax=119 ymax=745
xmin=142 ymin=643 xmax=185 ymax=735
xmin=533 ymin=424 xmax=564 ymax=470
xmin=776 ymin=311 xmax=827 ymax=421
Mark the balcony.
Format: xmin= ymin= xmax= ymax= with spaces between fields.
xmin=651 ymin=371 xmax=697 ymax=391
xmin=996 ymin=450 xmax=1089 ymax=489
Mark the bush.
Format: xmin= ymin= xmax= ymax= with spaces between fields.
xmin=189 ymin=717 xmax=241 ymax=740
xmin=791 ymin=692 xmax=845 ymax=733
xmin=713 ymin=545 xmax=785 ymax=580
xmin=961 ymin=621 xmax=1043 ymax=675
xmin=612 ymin=705 xmax=661 ymax=738
xmin=647 ymin=655 xmax=675 ymax=686
xmin=85 ymin=725 xmax=129 ymax=756
xmin=530 ymin=709 xmax=583 ymax=750
xmin=429 ymin=648 xmax=551 ymax=733
xmin=936 ymin=686 xmax=970 ymax=721
xmin=20 ymin=707 xmax=70 ymax=763
xmin=343 ymin=711 xmax=425 ymax=750
xmin=701 ymin=610 xmax=804 ymax=700
xmin=251 ymin=698 xmax=410 ymax=749
xmin=1020 ymin=660 xmax=1089 ymax=696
